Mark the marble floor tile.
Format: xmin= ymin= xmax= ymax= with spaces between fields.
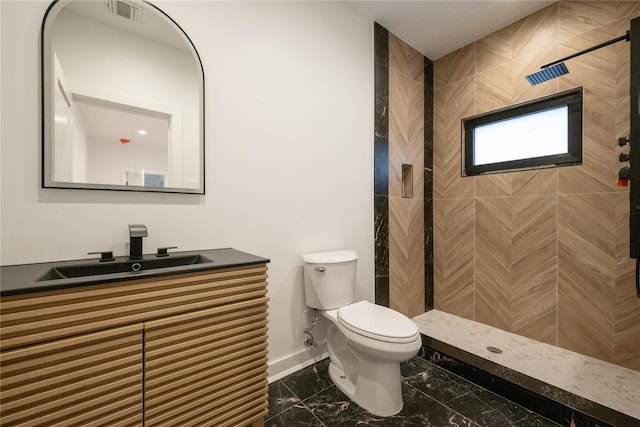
xmin=401 ymin=357 xmax=557 ymax=427
xmin=267 ymin=355 xmax=560 ymax=426
xmin=267 ymin=381 xmax=301 ymax=419
xmin=402 ymin=356 xmax=478 ymax=404
xmin=279 ymin=358 xmax=332 ymax=401
xmin=304 ymin=383 xmax=478 ymax=427
xmin=265 ymin=403 xmax=324 ymax=427
xmin=447 ymin=387 xmax=559 ymax=427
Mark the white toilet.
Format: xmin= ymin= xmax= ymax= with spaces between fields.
xmin=302 ymin=250 xmax=422 ymax=417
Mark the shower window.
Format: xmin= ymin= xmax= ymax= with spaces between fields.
xmin=462 ymin=87 xmax=583 ymax=176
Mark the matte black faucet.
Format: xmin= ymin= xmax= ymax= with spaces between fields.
xmin=128 ymin=224 xmax=148 ymax=260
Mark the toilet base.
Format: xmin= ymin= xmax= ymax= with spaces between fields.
xmin=328 ymin=357 xmax=403 ymax=417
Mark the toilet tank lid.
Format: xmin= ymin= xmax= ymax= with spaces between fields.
xmin=302 ymin=250 xmax=358 ymax=264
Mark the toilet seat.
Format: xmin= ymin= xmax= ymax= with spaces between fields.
xmin=337 ymin=300 xmax=419 ymax=344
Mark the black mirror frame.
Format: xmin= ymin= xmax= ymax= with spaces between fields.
xmin=40 ymin=0 xmax=205 ymax=194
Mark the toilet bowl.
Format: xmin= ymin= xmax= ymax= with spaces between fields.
xmin=302 ymin=250 xmax=422 ymax=416
xmin=323 ymin=300 xmax=421 ymax=416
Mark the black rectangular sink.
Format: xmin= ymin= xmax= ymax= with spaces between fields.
xmin=37 ymin=254 xmax=213 ymax=281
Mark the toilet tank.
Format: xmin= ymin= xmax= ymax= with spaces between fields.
xmin=302 ymin=250 xmax=357 ymax=310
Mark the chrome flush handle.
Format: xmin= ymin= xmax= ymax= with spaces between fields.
xmin=315 ymin=266 xmax=326 ymax=273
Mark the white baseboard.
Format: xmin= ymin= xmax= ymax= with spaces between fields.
xmin=268 ymin=342 xmax=328 ymax=383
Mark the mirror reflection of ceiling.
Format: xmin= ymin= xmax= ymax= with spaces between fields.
xmin=64 ymin=0 xmax=188 ymax=52
xmin=74 ymin=98 xmax=169 ymax=149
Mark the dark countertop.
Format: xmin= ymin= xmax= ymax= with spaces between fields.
xmin=0 ymin=248 xmax=270 ymax=297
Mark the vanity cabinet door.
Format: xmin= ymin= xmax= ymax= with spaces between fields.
xmin=144 ymin=297 xmax=269 ymax=427
xmin=0 ymin=323 xmax=143 ymax=427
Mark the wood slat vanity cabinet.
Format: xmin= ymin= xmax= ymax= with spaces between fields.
xmin=1 ymin=262 xmax=269 ymax=427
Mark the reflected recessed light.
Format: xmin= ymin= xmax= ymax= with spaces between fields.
xmin=138 ymin=130 xmax=147 ymax=135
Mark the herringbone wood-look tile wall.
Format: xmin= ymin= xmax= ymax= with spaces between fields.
xmin=389 ymin=33 xmax=426 ymax=318
xmin=433 ymin=1 xmax=640 ymax=370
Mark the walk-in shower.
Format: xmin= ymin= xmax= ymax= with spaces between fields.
xmin=526 ymin=17 xmax=640 ymax=298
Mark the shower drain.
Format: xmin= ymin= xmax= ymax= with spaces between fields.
xmin=486 ymin=346 xmax=503 ymax=354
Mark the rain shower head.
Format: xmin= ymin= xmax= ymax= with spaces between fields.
xmin=525 ymin=63 xmax=569 ymax=85
xmin=525 ymin=31 xmax=630 ymax=86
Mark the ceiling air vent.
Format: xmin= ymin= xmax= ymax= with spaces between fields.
xmin=106 ymin=0 xmax=142 ymax=23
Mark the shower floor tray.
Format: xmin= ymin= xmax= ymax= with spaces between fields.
xmin=413 ymin=310 xmax=640 ymax=426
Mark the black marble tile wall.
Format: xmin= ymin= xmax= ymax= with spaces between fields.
xmin=374 ymin=23 xmax=390 ymax=307
xmin=424 ymin=57 xmax=434 ymax=311
xmin=264 ymin=352 xmax=560 ymax=426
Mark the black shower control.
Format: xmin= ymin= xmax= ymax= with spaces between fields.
xmin=618 ymin=167 xmax=631 ymax=187
xmin=619 ymin=136 xmax=630 ymax=146
xmin=619 ymin=167 xmax=631 ymax=179
xmin=620 ymin=153 xmax=630 ymax=162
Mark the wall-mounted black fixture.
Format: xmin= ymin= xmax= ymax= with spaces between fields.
xmin=526 ymin=30 xmax=630 ymax=85
xmin=525 ymin=63 xmax=569 ymax=85
xmin=619 ymin=166 xmax=630 ymax=187
xmin=628 ymin=17 xmax=640 ymax=297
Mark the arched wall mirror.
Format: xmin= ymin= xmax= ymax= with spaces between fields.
xmin=41 ymin=0 xmax=205 ymax=194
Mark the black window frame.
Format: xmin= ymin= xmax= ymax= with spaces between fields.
xmin=462 ymin=87 xmax=583 ymax=176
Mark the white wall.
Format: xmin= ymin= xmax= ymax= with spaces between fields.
xmin=0 ymin=1 xmax=374 ymax=380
